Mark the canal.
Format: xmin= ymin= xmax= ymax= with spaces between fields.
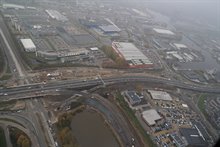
xmin=71 ymin=109 xmax=120 ymax=147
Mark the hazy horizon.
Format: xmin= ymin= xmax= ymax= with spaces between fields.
xmin=99 ymin=0 xmax=220 ymax=29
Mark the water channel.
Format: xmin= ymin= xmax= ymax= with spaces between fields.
xmin=71 ymin=110 xmax=120 ymax=147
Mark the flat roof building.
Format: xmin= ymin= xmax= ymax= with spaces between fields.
xmin=173 ymin=43 xmax=187 ymax=50
xmin=153 ymin=28 xmax=175 ymax=35
xmin=148 ymin=90 xmax=172 ymax=101
xmin=179 ymin=128 xmax=208 ymax=147
xmin=90 ymin=47 xmax=99 ymax=51
xmin=80 ymin=18 xmax=120 ymax=36
xmin=3 ymin=3 xmax=25 ymax=10
xmin=142 ymin=109 xmax=162 ymax=126
xmin=99 ymin=25 xmax=121 ymax=33
xmin=45 ymin=10 xmax=68 ymax=22
xmin=112 ymin=42 xmax=153 ymax=68
xmin=125 ymin=91 xmax=142 ymax=106
xmin=153 ymin=28 xmax=178 ymax=40
xmin=20 ymin=39 xmax=36 ymax=52
xmin=167 ymin=51 xmax=184 ymax=62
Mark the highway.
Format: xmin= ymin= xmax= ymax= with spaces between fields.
xmin=0 ymin=14 xmax=55 ymax=147
xmin=0 ymin=15 xmax=28 ymax=84
xmin=0 ymin=113 xmax=40 ymax=147
xmin=0 ymin=6 xmax=219 ymax=147
xmin=0 ymin=123 xmax=12 ymax=147
xmin=0 ymin=28 xmax=24 ymax=78
xmin=1 ymin=76 xmax=220 ymax=99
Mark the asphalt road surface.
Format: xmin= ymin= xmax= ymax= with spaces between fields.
xmin=1 ymin=76 xmax=220 ymax=100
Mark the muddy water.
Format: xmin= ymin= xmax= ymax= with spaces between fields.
xmin=71 ymin=110 xmax=120 ymax=147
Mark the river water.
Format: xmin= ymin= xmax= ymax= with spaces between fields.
xmin=71 ymin=110 xmax=120 ymax=147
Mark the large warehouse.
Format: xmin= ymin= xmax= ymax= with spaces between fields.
xmin=112 ymin=42 xmax=153 ymax=68
xmin=148 ymin=90 xmax=172 ymax=101
xmin=153 ymin=28 xmax=176 ymax=39
xmin=20 ymin=39 xmax=36 ymax=52
xmin=45 ymin=9 xmax=68 ymax=22
xmin=99 ymin=25 xmax=121 ymax=35
xmin=153 ymin=28 xmax=175 ymax=35
xmin=142 ymin=109 xmax=162 ymax=126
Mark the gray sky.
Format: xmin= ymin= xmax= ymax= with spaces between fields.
xmin=126 ymin=0 xmax=220 ymax=28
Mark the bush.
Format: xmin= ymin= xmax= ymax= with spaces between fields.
xmin=9 ymin=127 xmax=31 ymax=147
xmin=101 ymin=46 xmax=128 ymax=68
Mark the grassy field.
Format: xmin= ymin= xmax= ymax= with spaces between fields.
xmin=116 ymin=92 xmax=156 ymax=147
xmin=0 ymin=127 xmax=7 ymax=147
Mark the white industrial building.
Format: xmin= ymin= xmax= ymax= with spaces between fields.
xmin=153 ymin=28 xmax=177 ymax=39
xmin=90 ymin=47 xmax=99 ymax=51
xmin=142 ymin=109 xmax=162 ymax=126
xmin=148 ymin=90 xmax=172 ymax=101
xmin=112 ymin=42 xmax=153 ymax=68
xmin=183 ymin=53 xmax=194 ymax=62
xmin=167 ymin=51 xmax=194 ymax=62
xmin=173 ymin=43 xmax=187 ymax=50
xmin=3 ymin=3 xmax=25 ymax=10
xmin=20 ymin=39 xmax=36 ymax=52
xmin=99 ymin=25 xmax=121 ymax=33
xmin=132 ymin=9 xmax=147 ymax=17
xmin=153 ymin=28 xmax=175 ymax=35
xmin=45 ymin=9 xmax=68 ymax=22
xmin=167 ymin=51 xmax=184 ymax=62
xmin=37 ymin=48 xmax=89 ymax=63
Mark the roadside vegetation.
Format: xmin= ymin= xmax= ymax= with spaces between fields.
xmin=0 ymin=45 xmax=11 ymax=81
xmin=115 ymin=92 xmax=156 ymax=147
xmin=197 ymin=94 xmax=209 ymax=118
xmin=9 ymin=127 xmax=31 ymax=147
xmin=0 ymin=74 xmax=12 ymax=81
xmin=0 ymin=59 xmax=12 ymax=81
xmin=101 ymin=45 xmax=128 ymax=68
xmin=0 ymin=46 xmax=5 ymax=73
xmin=0 ymin=127 xmax=7 ymax=147
xmin=56 ymin=103 xmax=84 ymax=147
xmin=0 ymin=36 xmax=11 ymax=81
xmin=0 ymin=99 xmax=17 ymax=110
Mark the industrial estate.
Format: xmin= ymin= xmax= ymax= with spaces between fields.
xmin=0 ymin=0 xmax=219 ymax=147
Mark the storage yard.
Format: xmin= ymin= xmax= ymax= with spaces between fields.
xmin=120 ymin=89 xmax=213 ymax=147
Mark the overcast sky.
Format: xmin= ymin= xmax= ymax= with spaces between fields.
xmin=122 ymin=0 xmax=220 ymax=28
